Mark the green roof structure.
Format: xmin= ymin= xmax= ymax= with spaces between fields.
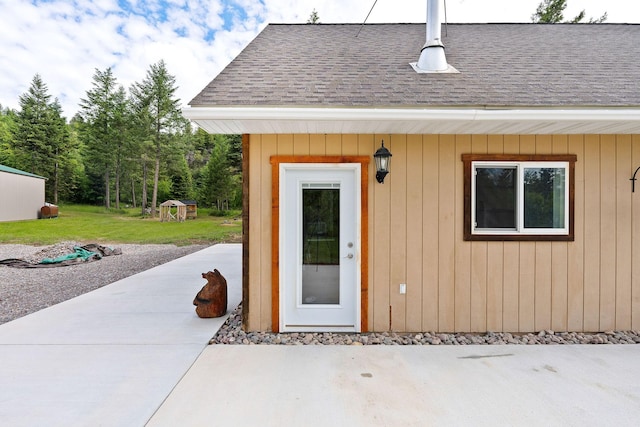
xmin=0 ymin=164 xmax=46 ymax=180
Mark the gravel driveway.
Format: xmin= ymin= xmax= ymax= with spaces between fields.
xmin=0 ymin=242 xmax=208 ymax=325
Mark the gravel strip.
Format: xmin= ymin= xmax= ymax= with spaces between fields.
xmin=4 ymin=243 xmax=640 ymax=346
xmin=0 ymin=242 xmax=208 ymax=325
xmin=211 ymin=304 xmax=640 ymax=345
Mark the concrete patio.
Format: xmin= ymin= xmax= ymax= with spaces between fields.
xmin=1 ymin=243 xmax=639 ymax=426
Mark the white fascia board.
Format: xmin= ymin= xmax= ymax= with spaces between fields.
xmin=183 ymin=106 xmax=640 ymax=121
xmin=183 ymin=106 xmax=478 ymax=122
xmin=473 ymin=109 xmax=640 ymax=122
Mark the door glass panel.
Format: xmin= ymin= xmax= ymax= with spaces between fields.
xmin=302 ymin=185 xmax=340 ymax=304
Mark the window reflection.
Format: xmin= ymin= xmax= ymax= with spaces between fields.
xmin=475 ymin=167 xmax=516 ymax=229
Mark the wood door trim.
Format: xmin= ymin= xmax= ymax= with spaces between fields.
xmin=270 ymin=156 xmax=369 ymax=332
xmin=241 ymin=134 xmax=250 ymax=330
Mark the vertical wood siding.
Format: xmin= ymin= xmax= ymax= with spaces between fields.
xmin=248 ymin=134 xmax=640 ymax=332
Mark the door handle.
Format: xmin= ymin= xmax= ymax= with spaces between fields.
xmin=344 ymin=253 xmax=354 ymax=259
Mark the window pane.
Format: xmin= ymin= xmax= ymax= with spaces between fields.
xmin=524 ymin=168 xmax=565 ymax=229
xmin=475 ymin=167 xmax=516 ymax=229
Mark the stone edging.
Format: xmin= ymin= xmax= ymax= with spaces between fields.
xmin=210 ymin=304 xmax=640 ymax=346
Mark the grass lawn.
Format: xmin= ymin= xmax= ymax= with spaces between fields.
xmin=0 ymin=204 xmax=242 ymax=246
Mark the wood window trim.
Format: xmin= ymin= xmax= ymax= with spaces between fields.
xmin=270 ymin=155 xmax=370 ymax=333
xmin=462 ymin=154 xmax=576 ymax=242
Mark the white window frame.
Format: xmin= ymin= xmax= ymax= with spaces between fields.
xmin=471 ymin=161 xmax=570 ymax=237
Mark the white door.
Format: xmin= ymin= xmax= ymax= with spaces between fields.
xmin=280 ymin=163 xmax=361 ymax=332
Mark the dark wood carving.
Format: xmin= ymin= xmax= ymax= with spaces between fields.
xmin=193 ymin=269 xmax=227 ymax=318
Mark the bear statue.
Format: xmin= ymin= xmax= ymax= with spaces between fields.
xmin=193 ymin=269 xmax=227 ymax=318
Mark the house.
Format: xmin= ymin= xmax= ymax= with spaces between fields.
xmin=0 ymin=164 xmax=46 ymax=222
xmin=184 ymin=5 xmax=640 ymax=333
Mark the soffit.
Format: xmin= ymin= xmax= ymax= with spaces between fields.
xmin=183 ymin=107 xmax=640 ymax=135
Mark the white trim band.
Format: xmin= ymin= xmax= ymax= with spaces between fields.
xmin=182 ymin=106 xmax=640 ymax=135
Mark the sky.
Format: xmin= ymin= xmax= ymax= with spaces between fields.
xmin=1 ymin=0 xmax=637 ymax=118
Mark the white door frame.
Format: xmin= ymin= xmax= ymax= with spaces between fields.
xmin=279 ymin=163 xmax=361 ymax=332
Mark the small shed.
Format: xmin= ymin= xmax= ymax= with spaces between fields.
xmin=159 ymin=200 xmax=186 ymax=222
xmin=180 ymin=200 xmax=198 ymax=219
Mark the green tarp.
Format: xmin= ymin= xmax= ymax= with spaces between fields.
xmin=39 ymin=246 xmax=101 ymax=264
xmin=0 ymin=244 xmax=122 ymax=268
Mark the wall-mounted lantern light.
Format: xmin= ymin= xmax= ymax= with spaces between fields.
xmin=374 ymin=140 xmax=392 ymax=184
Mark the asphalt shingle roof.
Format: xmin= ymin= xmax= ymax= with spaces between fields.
xmin=190 ymin=23 xmax=640 ymax=109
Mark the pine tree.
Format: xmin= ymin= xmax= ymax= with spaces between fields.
xmin=0 ymin=105 xmax=17 ymax=166
xmin=111 ymin=86 xmax=133 ymax=209
xmin=130 ymin=60 xmax=185 ymax=217
xmin=307 ymin=9 xmax=320 ymax=24
xmin=201 ymin=135 xmax=233 ymax=210
xmin=15 ymin=75 xmax=53 ymax=175
xmin=15 ymin=74 xmax=70 ymax=203
xmin=532 ymin=0 xmax=607 ymax=23
xmin=79 ymin=67 xmax=126 ymax=208
xmin=168 ymin=154 xmax=193 ymax=200
xmin=47 ymin=100 xmax=70 ymax=204
xmin=57 ymin=119 xmax=85 ymax=203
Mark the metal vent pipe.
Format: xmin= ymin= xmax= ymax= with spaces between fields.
xmin=416 ymin=0 xmax=448 ymax=72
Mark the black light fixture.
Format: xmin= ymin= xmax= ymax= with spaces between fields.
xmin=374 ymin=140 xmax=392 ymax=183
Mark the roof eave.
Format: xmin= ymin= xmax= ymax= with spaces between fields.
xmin=0 ymin=164 xmax=47 ymax=180
xmin=182 ymin=106 xmax=640 ymax=135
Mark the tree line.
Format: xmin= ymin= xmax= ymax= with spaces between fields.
xmin=0 ymin=61 xmax=241 ymax=216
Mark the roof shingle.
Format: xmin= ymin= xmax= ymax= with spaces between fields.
xmin=190 ymin=23 xmax=640 ymax=108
